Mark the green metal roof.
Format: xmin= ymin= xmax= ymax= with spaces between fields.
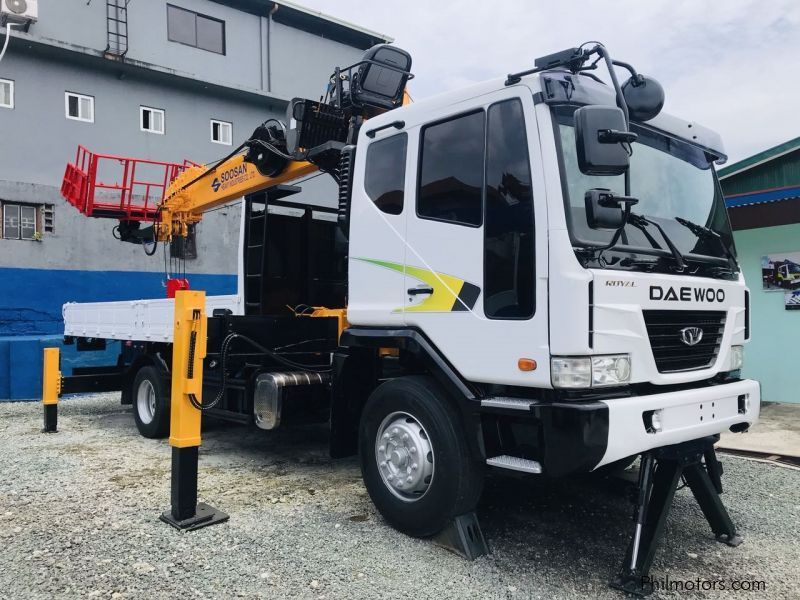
xmin=719 ymin=136 xmax=800 ymax=180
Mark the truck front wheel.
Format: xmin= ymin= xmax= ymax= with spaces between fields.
xmin=359 ymin=375 xmax=483 ymax=538
xmin=132 ymin=366 xmax=171 ymax=439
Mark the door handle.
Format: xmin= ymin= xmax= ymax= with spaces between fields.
xmin=407 ymin=286 xmax=434 ymax=296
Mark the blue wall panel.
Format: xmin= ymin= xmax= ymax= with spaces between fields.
xmin=0 ymin=267 xmax=236 ymax=400
xmin=0 ymin=267 xmax=236 ymax=335
xmin=733 ymin=224 xmax=800 ymax=403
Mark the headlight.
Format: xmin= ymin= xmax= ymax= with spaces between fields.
xmin=591 ymin=355 xmax=632 ymax=387
xmin=729 ymin=345 xmax=744 ymax=370
xmin=551 ymin=354 xmax=631 ymax=389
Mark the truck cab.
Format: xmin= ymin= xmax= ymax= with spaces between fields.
xmin=345 ymin=67 xmax=759 ymax=478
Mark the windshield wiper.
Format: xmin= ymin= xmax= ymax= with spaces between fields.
xmin=628 ymin=213 xmax=686 ymax=270
xmin=674 ymin=217 xmax=739 ymax=273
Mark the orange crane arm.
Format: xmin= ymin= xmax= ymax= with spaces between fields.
xmin=155 ymin=154 xmax=319 ymax=241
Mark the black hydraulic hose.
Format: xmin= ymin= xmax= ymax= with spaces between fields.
xmin=172 ymin=142 xmax=248 ymax=196
xmin=143 ymin=238 xmax=158 ymax=256
xmin=189 ymin=331 xmax=331 ymax=413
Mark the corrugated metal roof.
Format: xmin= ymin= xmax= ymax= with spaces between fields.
xmin=718 ymin=136 xmax=800 ymax=180
xmin=725 ymin=184 xmax=800 ymax=208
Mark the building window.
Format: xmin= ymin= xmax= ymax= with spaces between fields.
xmin=0 ymin=79 xmax=13 ymax=109
xmin=167 ymin=5 xmax=225 ymax=55
xmin=210 ymin=119 xmax=232 ymax=145
xmin=1 ymin=202 xmax=51 ymax=240
xmin=140 ymin=106 xmax=165 ymax=134
xmin=65 ymin=92 xmax=94 ymax=123
xmin=418 ymin=110 xmax=485 ymax=227
xmin=42 ymin=204 xmax=55 ymax=233
xmin=365 ymin=133 xmax=407 ymax=215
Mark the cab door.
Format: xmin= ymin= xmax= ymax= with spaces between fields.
xmin=402 ymin=91 xmax=550 ymax=387
xmin=347 ymin=131 xmax=409 ymax=325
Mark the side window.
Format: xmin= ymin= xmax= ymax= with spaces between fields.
xmin=65 ymin=92 xmax=95 ymax=123
xmin=484 ymin=99 xmax=535 ymax=319
xmin=418 ymin=111 xmax=484 ymax=226
xmin=140 ymin=106 xmax=165 ymax=134
xmin=0 ymin=79 xmax=14 ymax=109
xmin=365 ymin=133 xmax=407 ymax=215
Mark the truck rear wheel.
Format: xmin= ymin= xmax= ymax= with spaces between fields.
xmin=132 ymin=366 xmax=171 ymax=439
xmin=359 ymin=375 xmax=483 ymax=538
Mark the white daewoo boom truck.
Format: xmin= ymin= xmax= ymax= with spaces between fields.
xmin=59 ymin=43 xmax=759 ymax=593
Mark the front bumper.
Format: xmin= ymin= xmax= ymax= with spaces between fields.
xmin=599 ymin=378 xmax=760 ymax=467
xmin=480 ymin=379 xmax=760 ymax=476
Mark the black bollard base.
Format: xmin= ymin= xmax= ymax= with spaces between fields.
xmin=160 ymin=446 xmax=228 ymax=531
xmin=42 ymin=403 xmax=58 ymax=433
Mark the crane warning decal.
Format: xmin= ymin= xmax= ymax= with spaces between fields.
xmin=211 ymin=163 xmax=255 ymax=193
xmin=355 ymin=258 xmax=480 ymax=313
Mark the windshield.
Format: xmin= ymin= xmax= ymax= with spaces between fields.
xmin=554 ymin=106 xmax=737 ymax=278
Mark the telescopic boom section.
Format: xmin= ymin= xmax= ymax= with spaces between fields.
xmin=156 ymin=155 xmax=318 ymax=241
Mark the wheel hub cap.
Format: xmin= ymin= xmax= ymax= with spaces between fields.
xmin=375 ymin=412 xmax=434 ymax=502
xmin=137 ymin=380 xmax=156 ymax=425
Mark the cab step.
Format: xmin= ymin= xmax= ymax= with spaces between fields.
xmin=480 ymin=397 xmax=535 ymax=411
xmin=486 ymin=455 xmax=542 ymax=474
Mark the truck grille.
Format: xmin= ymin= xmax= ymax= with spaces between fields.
xmin=643 ymin=310 xmax=726 ymax=373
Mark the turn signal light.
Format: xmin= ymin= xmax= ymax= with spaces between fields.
xmin=518 ymin=358 xmax=537 ymax=371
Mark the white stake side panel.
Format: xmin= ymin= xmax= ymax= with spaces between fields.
xmin=63 ymin=295 xmax=242 ymax=343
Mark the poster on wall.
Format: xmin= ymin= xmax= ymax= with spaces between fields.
xmin=761 ymin=251 xmax=800 ymax=291
xmin=786 ymin=290 xmax=800 ymax=310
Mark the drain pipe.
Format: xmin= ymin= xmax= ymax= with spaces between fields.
xmin=266 ymin=3 xmax=279 ymax=93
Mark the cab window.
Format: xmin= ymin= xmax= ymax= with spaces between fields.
xmin=365 ymin=133 xmax=407 ymax=215
xmin=417 ymin=110 xmax=485 ymax=226
xmin=484 ymin=99 xmax=535 ymax=319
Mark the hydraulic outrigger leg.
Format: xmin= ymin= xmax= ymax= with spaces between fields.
xmin=611 ymin=436 xmax=742 ymax=596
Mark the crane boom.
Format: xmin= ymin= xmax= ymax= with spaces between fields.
xmin=155 ymin=155 xmax=318 ymax=241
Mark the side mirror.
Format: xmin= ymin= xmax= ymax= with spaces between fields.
xmin=622 ymin=75 xmax=665 ymax=122
xmin=574 ymin=105 xmax=634 ymax=176
xmin=585 ymin=189 xmax=638 ymax=230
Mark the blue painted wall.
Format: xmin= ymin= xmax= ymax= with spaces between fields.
xmin=734 ymin=223 xmax=800 ymax=403
xmin=0 ymin=267 xmax=235 ymax=336
xmin=0 ymin=267 xmax=235 ymax=400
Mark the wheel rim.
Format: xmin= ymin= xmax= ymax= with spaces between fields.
xmin=375 ymin=411 xmax=434 ymax=502
xmin=137 ymin=379 xmax=157 ymax=425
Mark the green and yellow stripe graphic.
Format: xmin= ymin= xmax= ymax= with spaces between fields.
xmin=355 ymin=258 xmax=480 ymax=313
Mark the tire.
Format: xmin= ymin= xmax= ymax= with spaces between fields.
xmin=359 ymin=375 xmax=483 ymax=537
xmin=132 ymin=366 xmax=171 ymax=439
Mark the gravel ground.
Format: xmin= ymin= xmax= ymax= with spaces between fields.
xmin=0 ymin=393 xmax=798 ymax=599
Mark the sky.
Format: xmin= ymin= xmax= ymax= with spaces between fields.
xmin=294 ymin=0 xmax=800 ymax=164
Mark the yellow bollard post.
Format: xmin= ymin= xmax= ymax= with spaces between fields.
xmin=42 ymin=347 xmax=62 ymax=433
xmin=160 ymin=290 xmax=229 ymax=531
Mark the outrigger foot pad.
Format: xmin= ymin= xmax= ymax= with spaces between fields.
xmin=432 ymin=511 xmax=490 ymax=560
xmin=610 ymin=437 xmax=742 ymax=596
xmin=716 ymin=533 xmax=743 ymax=547
xmin=160 ymin=502 xmax=229 ymax=532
